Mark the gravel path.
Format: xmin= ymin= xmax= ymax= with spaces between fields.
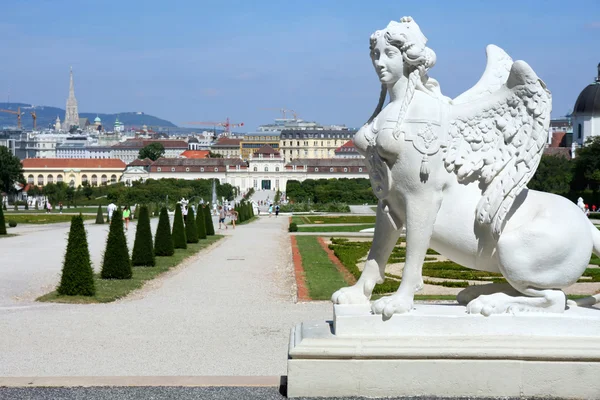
xmin=0 ymin=216 xmax=331 ymax=376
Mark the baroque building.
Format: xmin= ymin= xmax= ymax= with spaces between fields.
xmin=572 ymin=63 xmax=600 ymax=146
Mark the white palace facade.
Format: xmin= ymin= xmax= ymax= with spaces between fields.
xmin=121 ymin=145 xmax=368 ymax=191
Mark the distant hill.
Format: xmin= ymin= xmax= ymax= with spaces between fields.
xmin=0 ymin=103 xmax=177 ymax=130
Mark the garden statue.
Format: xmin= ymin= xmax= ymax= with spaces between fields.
xmin=331 ymin=16 xmax=600 ymax=318
xmin=577 ymin=197 xmax=586 ymax=212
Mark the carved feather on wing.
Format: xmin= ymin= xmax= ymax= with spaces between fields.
xmin=444 ymin=58 xmax=552 ymax=237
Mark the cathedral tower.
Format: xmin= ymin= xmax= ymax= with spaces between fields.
xmin=64 ymin=67 xmax=80 ymax=130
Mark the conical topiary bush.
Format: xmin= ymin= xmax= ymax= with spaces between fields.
xmin=0 ymin=196 xmax=6 ymax=235
xmin=204 ymin=205 xmax=215 ymax=236
xmin=196 ymin=204 xmax=207 ymax=240
xmin=172 ymin=203 xmax=187 ymax=249
xmin=57 ymin=214 xmax=95 ymax=296
xmin=132 ymin=205 xmax=155 ymax=266
xmin=154 ymin=207 xmax=174 ymax=256
xmin=100 ymin=210 xmax=132 ymax=279
xmin=95 ymin=205 xmax=104 ymax=224
xmin=185 ymin=207 xmax=199 ymax=244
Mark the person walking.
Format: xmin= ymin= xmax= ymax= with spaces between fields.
xmin=123 ymin=205 xmax=131 ymax=231
xmin=275 ymin=204 xmax=280 ymax=217
xmin=46 ymin=201 xmax=52 ymax=214
xmin=59 ymin=202 xmax=63 ymax=214
xmin=107 ymin=202 xmax=117 ymax=223
xmin=268 ymin=204 xmax=273 ymax=217
xmin=230 ymin=209 xmax=238 ymax=229
xmin=218 ymin=206 xmax=228 ymax=230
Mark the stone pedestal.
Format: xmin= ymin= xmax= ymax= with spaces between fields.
xmin=287 ymin=304 xmax=600 ymax=399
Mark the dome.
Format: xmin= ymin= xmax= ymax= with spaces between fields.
xmin=573 ymin=63 xmax=600 ymax=116
xmin=188 ymin=137 xmax=199 ymax=143
xmin=94 ymin=116 xmax=102 ymax=123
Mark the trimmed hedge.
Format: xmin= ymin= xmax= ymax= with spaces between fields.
xmin=57 ymin=215 xmax=95 ymax=296
xmin=172 ymin=203 xmax=187 ymax=249
xmin=95 ymin=205 xmax=104 ymax=224
xmin=100 ymin=210 xmax=132 ymax=279
xmin=132 ymin=205 xmax=155 ymax=266
xmin=185 ymin=207 xmax=199 ymax=244
xmin=0 ymin=196 xmax=6 ymax=235
xmin=196 ymin=204 xmax=207 ymax=239
xmin=154 ymin=207 xmax=174 ymax=256
xmin=204 ymin=205 xmax=215 ymax=236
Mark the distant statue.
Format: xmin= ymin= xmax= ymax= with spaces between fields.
xmin=577 ymin=197 xmax=586 ymax=213
xmin=332 ymin=16 xmax=600 ymax=317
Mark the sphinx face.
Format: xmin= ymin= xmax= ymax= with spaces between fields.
xmin=371 ymin=38 xmax=404 ymax=85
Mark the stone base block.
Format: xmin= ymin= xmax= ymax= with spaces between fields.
xmin=287 ymin=304 xmax=600 ymax=398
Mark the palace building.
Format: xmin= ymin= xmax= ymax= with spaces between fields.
xmin=22 ymin=158 xmax=126 ymax=187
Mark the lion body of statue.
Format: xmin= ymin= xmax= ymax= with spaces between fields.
xmin=331 ymin=17 xmax=600 ymax=317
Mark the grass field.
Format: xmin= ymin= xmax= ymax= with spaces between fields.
xmin=5 ymin=207 xmax=99 ymax=214
xmin=297 ymin=224 xmax=375 ymax=233
xmin=5 ymin=214 xmax=96 ymax=224
xmin=37 ymin=235 xmax=223 ymax=304
xmin=292 ymin=215 xmax=377 ymax=225
xmin=295 ymin=236 xmax=348 ymax=300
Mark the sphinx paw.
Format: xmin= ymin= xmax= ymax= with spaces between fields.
xmin=371 ymin=294 xmax=413 ymax=319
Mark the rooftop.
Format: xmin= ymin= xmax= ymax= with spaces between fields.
xmin=22 ymin=158 xmax=126 ymax=169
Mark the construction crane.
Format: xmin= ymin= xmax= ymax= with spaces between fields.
xmin=260 ymin=107 xmax=299 ymax=120
xmin=31 ymin=111 xmax=37 ymax=130
xmin=0 ymin=106 xmax=23 ymax=129
xmin=182 ymin=117 xmax=244 ymax=136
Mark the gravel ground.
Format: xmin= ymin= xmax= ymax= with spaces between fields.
xmin=0 ymin=216 xmax=331 ymax=376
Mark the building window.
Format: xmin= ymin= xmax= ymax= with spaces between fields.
xmin=330 ymin=167 xmax=334 ymax=172
xmin=47 ymin=174 xmax=54 ymax=184
xmin=171 ymin=167 xmax=175 ymax=172
xmin=37 ymin=174 xmax=44 ymax=186
xmin=344 ymin=168 xmax=348 ymax=172
xmin=111 ymin=174 xmax=117 ymax=184
xmin=200 ymin=167 xmax=204 ymax=172
xmin=264 ymin=166 xmax=268 ymax=172
xmin=578 ymin=123 xmax=582 ymax=140
xmin=359 ymin=168 xmax=363 ymax=172
xmin=57 ymin=174 xmax=63 ymax=183
xmin=28 ymin=174 xmax=34 ymax=184
xmin=275 ymin=167 xmax=279 ymax=172
xmin=82 ymin=174 xmax=88 ymax=184
xmin=69 ymin=176 xmax=75 ymax=188
xmin=186 ymin=167 xmax=190 ymax=172
xmin=315 ymin=167 xmax=318 ymax=172
xmin=157 ymin=167 xmax=162 ymax=172
xmin=91 ymin=175 xmax=98 ymax=186
xmin=101 ymin=175 xmax=108 ymax=185
xmin=214 ymin=167 xmax=218 ymax=172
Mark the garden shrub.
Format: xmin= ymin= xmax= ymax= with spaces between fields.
xmin=172 ymin=203 xmax=187 ymax=249
xmin=8 ymin=220 xmax=17 ymax=228
xmin=196 ymin=204 xmax=207 ymax=239
xmin=0 ymin=196 xmax=6 ymax=235
xmin=185 ymin=207 xmax=199 ymax=244
xmin=154 ymin=207 xmax=174 ymax=256
xmin=204 ymin=206 xmax=215 ymax=236
xmin=132 ymin=205 xmax=155 ymax=266
xmin=95 ymin=205 xmax=104 ymax=224
xmin=100 ymin=210 xmax=132 ymax=279
xmin=289 ymin=222 xmax=298 ymax=232
xmin=57 ymin=215 xmax=95 ymax=296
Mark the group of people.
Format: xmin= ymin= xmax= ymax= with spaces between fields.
xmin=218 ymin=205 xmax=238 ymax=230
xmin=267 ymin=203 xmax=280 ymax=217
xmin=577 ymin=197 xmax=597 ymax=217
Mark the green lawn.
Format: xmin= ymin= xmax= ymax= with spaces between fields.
xmin=298 ymin=224 xmax=375 ymax=233
xmin=5 ymin=214 xmax=96 ymax=224
xmin=295 ymin=236 xmax=349 ymax=300
xmin=292 ymin=215 xmax=377 ymax=225
xmin=37 ymin=235 xmax=223 ymax=304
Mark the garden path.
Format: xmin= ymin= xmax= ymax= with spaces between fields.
xmin=0 ymin=215 xmax=331 ymax=377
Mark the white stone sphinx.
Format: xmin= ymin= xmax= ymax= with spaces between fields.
xmin=329 ymin=16 xmax=600 ymax=317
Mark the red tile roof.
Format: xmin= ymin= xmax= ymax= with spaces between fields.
xmin=22 ymin=158 xmax=126 ymax=169
xmin=543 ymin=147 xmax=571 ymax=160
xmin=212 ymin=138 xmax=242 ymax=147
xmin=335 ymin=140 xmax=358 ymax=153
xmin=128 ymin=158 xmax=154 ymax=167
xmin=253 ymin=144 xmax=280 ymax=156
xmin=181 ymin=150 xmax=210 ymax=159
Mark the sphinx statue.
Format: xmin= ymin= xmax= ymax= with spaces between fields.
xmin=331 ymin=16 xmax=600 ymax=317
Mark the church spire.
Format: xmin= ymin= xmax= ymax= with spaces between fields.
xmin=597 ymin=62 xmax=600 ymax=82
xmin=64 ymin=66 xmax=80 ymax=130
xmin=69 ymin=66 xmax=75 ymax=97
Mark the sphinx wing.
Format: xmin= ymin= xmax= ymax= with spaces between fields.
xmin=444 ymin=61 xmax=552 ymax=237
xmin=453 ymin=45 xmax=513 ymax=105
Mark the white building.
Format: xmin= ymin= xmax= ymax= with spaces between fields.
xmin=572 ymin=63 xmax=600 ymax=146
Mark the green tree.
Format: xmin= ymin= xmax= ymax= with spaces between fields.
xmin=528 ymin=155 xmax=573 ymax=195
xmin=57 ymin=215 xmax=95 ymax=296
xmin=172 ymin=203 xmax=187 ymax=249
xmin=138 ymin=142 xmax=165 ymax=161
xmin=0 ymin=146 xmax=24 ymax=196
xmin=0 ymin=195 xmax=6 ymax=235
xmin=95 ymin=205 xmax=105 ymax=224
xmin=185 ymin=207 xmax=199 ymax=244
xmin=573 ymin=136 xmax=600 ymax=192
xmin=132 ymin=205 xmax=155 ymax=266
xmin=154 ymin=207 xmax=174 ymax=256
xmin=196 ymin=204 xmax=207 ymax=239
xmin=100 ymin=210 xmax=132 ymax=279
xmin=204 ymin=205 xmax=215 ymax=236
xmin=82 ymin=184 xmax=93 ymax=200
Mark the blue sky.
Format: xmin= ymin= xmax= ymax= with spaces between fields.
xmin=1 ymin=0 xmax=598 ymax=131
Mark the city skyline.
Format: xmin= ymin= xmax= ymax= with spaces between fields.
xmin=1 ymin=0 xmax=599 ymax=131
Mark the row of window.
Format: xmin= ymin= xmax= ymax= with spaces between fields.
xmin=281 ymin=141 xmax=345 ymax=147
xmin=27 ymin=174 xmax=118 ymax=186
xmin=281 ymin=133 xmax=352 ymax=139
